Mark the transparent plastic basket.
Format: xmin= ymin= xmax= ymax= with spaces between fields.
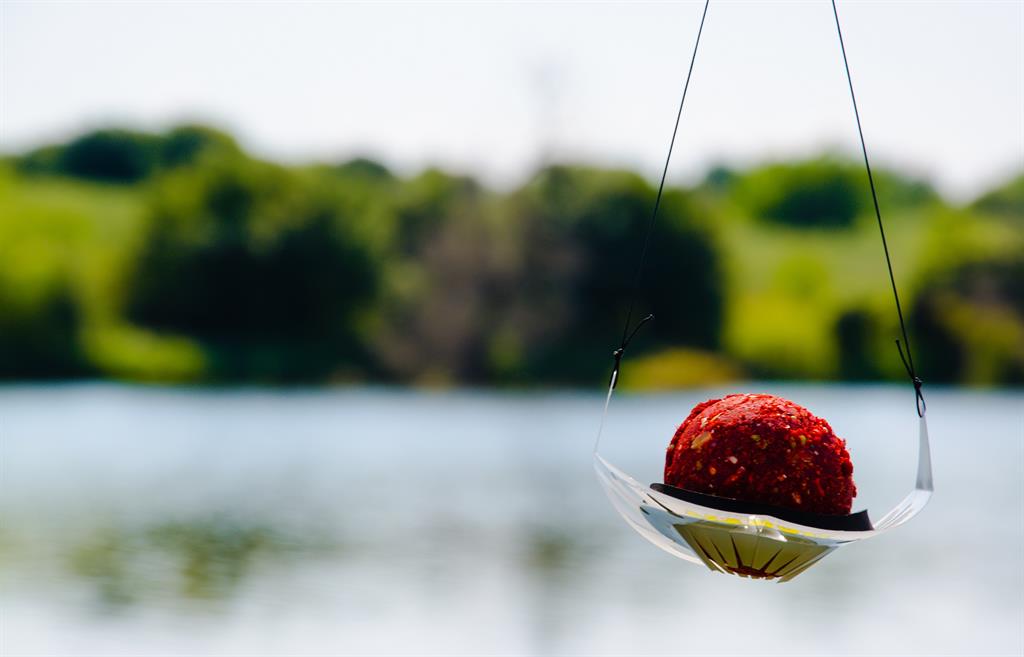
xmin=593 ymin=379 xmax=933 ymax=581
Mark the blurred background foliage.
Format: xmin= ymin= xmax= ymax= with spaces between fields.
xmin=1 ymin=125 xmax=1020 ymax=387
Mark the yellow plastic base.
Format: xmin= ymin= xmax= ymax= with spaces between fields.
xmin=675 ymin=521 xmax=833 ymax=581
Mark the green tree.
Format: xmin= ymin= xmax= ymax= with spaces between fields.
xmin=17 ymin=125 xmax=243 ymax=183
xmin=910 ymin=255 xmax=1024 ymax=385
xmin=508 ymin=165 xmax=723 ymax=383
xmin=334 ymin=157 xmax=394 ymax=182
xmin=371 ymin=169 xmax=501 ymax=383
xmin=125 ymin=160 xmax=380 ymax=381
xmin=159 ymin=125 xmax=241 ymax=169
xmin=972 ymin=173 xmax=1024 ymax=219
xmin=730 ymin=157 xmax=936 ymax=229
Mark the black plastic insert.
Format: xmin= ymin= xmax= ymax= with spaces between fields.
xmin=649 ymin=483 xmax=873 ymax=532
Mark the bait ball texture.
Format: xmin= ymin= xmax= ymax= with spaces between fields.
xmin=664 ymin=393 xmax=857 ymax=515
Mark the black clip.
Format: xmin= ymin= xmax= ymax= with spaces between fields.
xmin=609 ymin=314 xmax=654 ymax=390
xmin=896 ymin=339 xmax=926 ymax=417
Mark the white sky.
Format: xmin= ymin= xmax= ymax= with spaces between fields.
xmin=1 ymin=1 xmax=1021 ymax=200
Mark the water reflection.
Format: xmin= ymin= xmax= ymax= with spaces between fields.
xmin=1 ymin=385 xmax=1021 ymax=656
xmin=65 ymin=516 xmax=330 ymax=607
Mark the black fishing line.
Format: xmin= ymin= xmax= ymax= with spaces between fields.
xmin=611 ymin=0 xmax=710 ymax=389
xmin=611 ymin=0 xmax=925 ymax=418
xmin=831 ymin=0 xmax=926 ymax=416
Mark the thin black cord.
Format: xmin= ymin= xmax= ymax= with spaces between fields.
xmin=831 ymin=0 xmax=925 ymax=416
xmin=611 ymin=0 xmax=711 ymax=389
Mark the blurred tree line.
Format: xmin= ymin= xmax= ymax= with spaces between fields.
xmin=0 ymin=125 xmax=1020 ymax=386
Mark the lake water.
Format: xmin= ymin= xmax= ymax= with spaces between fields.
xmin=1 ymin=383 xmax=1021 ymax=656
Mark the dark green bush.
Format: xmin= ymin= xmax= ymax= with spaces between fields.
xmin=734 ymin=159 xmax=863 ymax=228
xmin=834 ymin=307 xmax=883 ymax=381
xmin=731 ymin=158 xmax=937 ymax=229
xmin=57 ymin=129 xmax=161 ymax=183
xmin=16 ymin=125 xmax=242 ymax=183
xmin=0 ymin=283 xmax=89 ymax=379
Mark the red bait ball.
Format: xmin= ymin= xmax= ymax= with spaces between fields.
xmin=664 ymin=394 xmax=857 ymax=515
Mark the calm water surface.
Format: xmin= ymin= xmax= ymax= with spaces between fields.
xmin=1 ymin=384 xmax=1021 ymax=656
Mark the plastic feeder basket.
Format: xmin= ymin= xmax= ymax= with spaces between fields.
xmin=593 ymin=386 xmax=933 ymax=582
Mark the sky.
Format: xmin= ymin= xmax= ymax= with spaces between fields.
xmin=1 ymin=1 xmax=1021 ymax=200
